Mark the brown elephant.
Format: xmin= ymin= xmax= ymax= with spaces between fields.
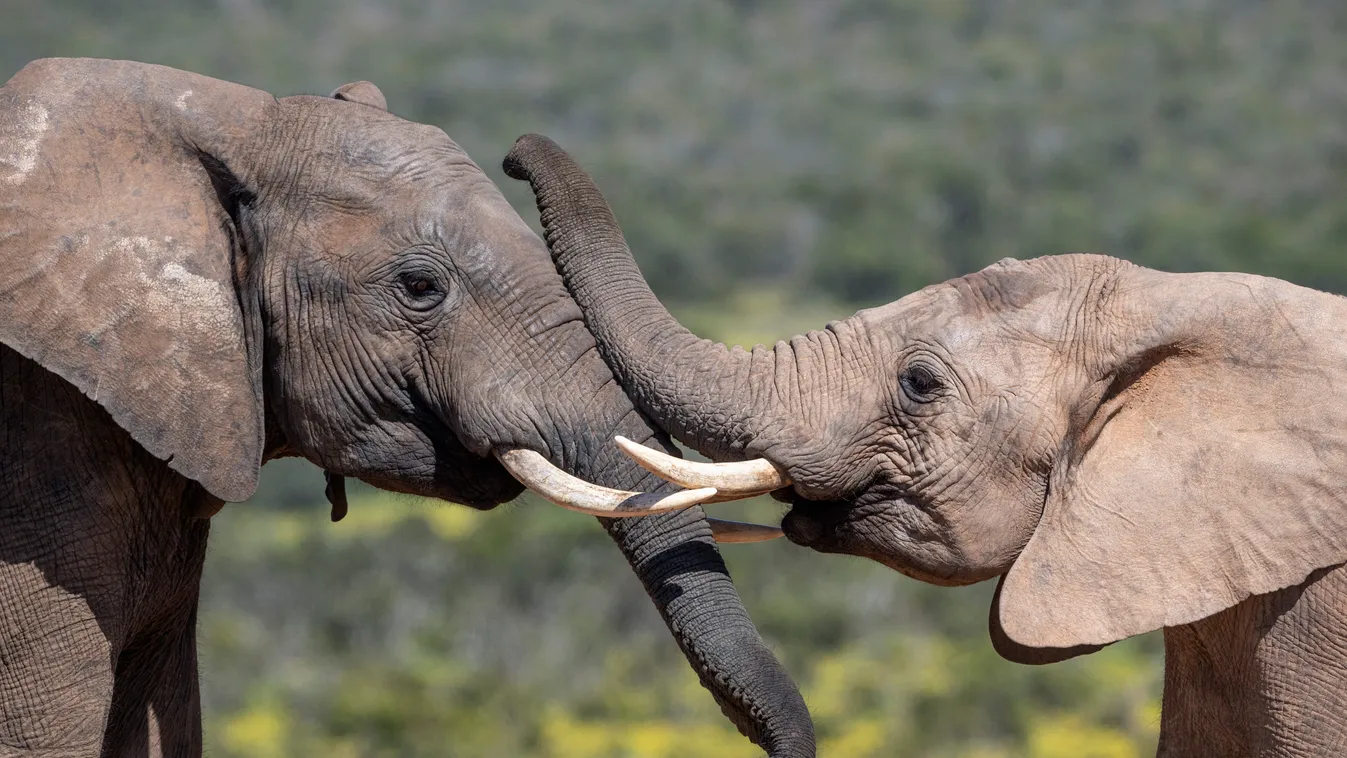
xmin=505 ymin=133 xmax=1347 ymax=757
xmin=0 ymin=61 xmax=813 ymax=757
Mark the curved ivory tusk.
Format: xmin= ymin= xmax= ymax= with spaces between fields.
xmin=494 ymin=448 xmax=718 ymax=517
xmin=707 ymin=518 xmax=784 ymax=543
xmin=614 ymin=436 xmax=791 ymax=499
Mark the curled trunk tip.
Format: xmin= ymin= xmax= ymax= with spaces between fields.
xmin=502 ymin=133 xmax=563 ymax=182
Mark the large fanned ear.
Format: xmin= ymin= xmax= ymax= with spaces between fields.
xmin=0 ymin=59 xmax=273 ymax=502
xmin=997 ymin=266 xmax=1347 ymax=651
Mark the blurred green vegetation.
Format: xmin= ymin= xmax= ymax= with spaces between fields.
xmin=7 ymin=0 xmax=1344 ymax=754
xmin=200 ymin=485 xmax=1161 ymax=758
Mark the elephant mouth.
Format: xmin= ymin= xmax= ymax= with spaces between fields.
xmin=605 ymin=435 xmax=989 ymax=574
xmin=780 ymin=493 xmax=988 ymax=587
xmin=780 ymin=497 xmax=848 ymax=547
xmin=779 ymin=496 xmax=896 ymax=563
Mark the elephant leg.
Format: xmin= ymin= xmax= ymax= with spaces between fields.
xmin=1 ymin=347 xmax=209 ymax=757
xmin=99 ymin=514 xmax=209 ymax=758
xmin=0 ymin=561 xmax=116 ymax=757
xmin=99 ymin=612 xmax=203 ymax=758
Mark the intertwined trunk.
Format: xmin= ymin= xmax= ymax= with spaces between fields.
xmin=514 ymin=261 xmax=815 ymax=756
xmin=500 ymin=136 xmax=835 ymax=755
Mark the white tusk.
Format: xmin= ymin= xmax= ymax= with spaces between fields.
xmin=494 ymin=448 xmax=717 ymax=517
xmin=707 ymin=518 xmax=784 ymax=543
xmin=614 ymin=436 xmax=791 ymax=499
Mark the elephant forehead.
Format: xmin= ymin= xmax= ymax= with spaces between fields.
xmin=861 ymin=263 xmax=1075 ymax=353
xmin=858 ymin=283 xmax=988 ymax=351
xmin=269 ymin=99 xmax=475 ymax=195
xmin=955 ymin=258 xmax=1059 ymax=310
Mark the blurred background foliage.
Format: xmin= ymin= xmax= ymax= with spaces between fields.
xmin=5 ymin=0 xmax=1345 ymax=755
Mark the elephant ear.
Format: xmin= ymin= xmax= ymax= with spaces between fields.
xmin=0 ymin=58 xmax=273 ymax=502
xmin=997 ymin=267 xmax=1347 ymax=652
xmin=330 ymin=81 xmax=388 ymax=110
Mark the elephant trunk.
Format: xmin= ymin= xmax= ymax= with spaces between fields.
xmin=502 ymin=135 xmax=789 ymax=465
xmin=561 ymin=381 xmax=815 ymax=756
xmin=473 ymin=239 xmax=815 ymax=754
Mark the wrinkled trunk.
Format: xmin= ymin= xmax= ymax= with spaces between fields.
xmin=603 ymin=514 xmax=810 ymax=754
xmin=502 ymin=136 xmax=794 ymax=465
xmin=507 ymin=271 xmax=814 ymax=755
xmin=575 ymin=413 xmax=814 ymax=756
xmin=503 ymin=134 xmax=844 ymax=752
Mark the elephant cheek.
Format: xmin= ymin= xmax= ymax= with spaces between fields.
xmin=957 ymin=483 xmax=1049 ymax=576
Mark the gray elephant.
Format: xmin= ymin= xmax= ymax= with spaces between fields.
xmin=0 ymin=60 xmax=814 ymax=757
xmin=505 ymin=134 xmax=1347 ymax=757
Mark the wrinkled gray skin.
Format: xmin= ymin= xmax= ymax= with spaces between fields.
xmin=505 ymin=134 xmax=1347 ymax=757
xmin=0 ymin=61 xmax=812 ymax=757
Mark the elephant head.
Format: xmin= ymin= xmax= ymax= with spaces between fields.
xmin=504 ymin=133 xmax=1347 ymax=662
xmin=0 ymin=60 xmax=813 ymax=755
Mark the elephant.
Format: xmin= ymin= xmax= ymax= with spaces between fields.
xmin=503 ymin=133 xmax=1347 ymax=756
xmin=0 ymin=60 xmax=814 ymax=758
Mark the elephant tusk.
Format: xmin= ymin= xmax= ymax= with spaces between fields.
xmin=493 ymin=448 xmax=718 ymax=517
xmin=707 ymin=518 xmax=785 ymax=543
xmin=614 ymin=436 xmax=791 ymax=500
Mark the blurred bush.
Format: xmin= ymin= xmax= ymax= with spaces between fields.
xmin=199 ymin=488 xmax=1161 ymax=757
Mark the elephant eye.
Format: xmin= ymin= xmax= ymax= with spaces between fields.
xmin=398 ymin=271 xmax=446 ymax=311
xmin=900 ymin=363 xmax=944 ymax=402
